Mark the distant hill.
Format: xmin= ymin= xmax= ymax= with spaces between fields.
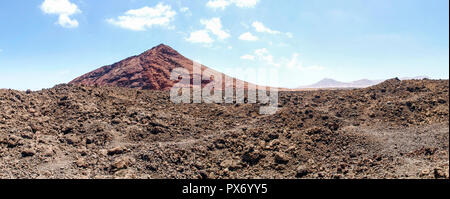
xmin=297 ymin=76 xmax=430 ymax=89
xmin=297 ymin=78 xmax=384 ymax=89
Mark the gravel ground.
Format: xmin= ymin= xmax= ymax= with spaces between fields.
xmin=0 ymin=79 xmax=448 ymax=179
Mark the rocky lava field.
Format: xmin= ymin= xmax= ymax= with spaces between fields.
xmin=0 ymin=78 xmax=448 ymax=179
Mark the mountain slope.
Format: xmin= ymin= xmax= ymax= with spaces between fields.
xmin=70 ymin=44 xmax=252 ymax=90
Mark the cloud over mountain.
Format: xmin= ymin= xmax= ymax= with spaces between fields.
xmin=107 ymin=3 xmax=176 ymax=31
xmin=187 ymin=18 xmax=229 ymax=44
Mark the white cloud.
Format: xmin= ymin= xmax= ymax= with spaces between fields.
xmin=180 ymin=7 xmax=192 ymax=16
xmin=242 ymin=49 xmax=325 ymax=71
xmin=241 ymin=54 xmax=255 ymax=60
xmin=187 ymin=17 xmax=230 ymax=44
xmin=233 ymin=0 xmax=260 ymax=8
xmin=286 ymin=32 xmax=293 ymax=38
xmin=207 ymin=0 xmax=260 ymax=10
xmin=285 ymin=53 xmax=325 ymax=71
xmin=286 ymin=53 xmax=302 ymax=69
xmin=186 ymin=30 xmax=214 ymax=44
xmin=40 ymin=0 xmax=79 ymax=15
xmin=252 ymin=21 xmax=294 ymax=38
xmin=40 ymin=0 xmax=81 ymax=28
xmin=254 ymin=48 xmax=279 ymax=66
xmin=200 ymin=18 xmax=230 ymax=40
xmin=206 ymin=0 xmax=232 ymax=10
xmin=107 ymin=3 xmax=176 ymax=31
xmin=58 ymin=14 xmax=79 ymax=28
xmin=252 ymin=21 xmax=280 ymax=34
xmin=239 ymin=32 xmax=258 ymax=41
xmin=180 ymin=7 xmax=189 ymax=12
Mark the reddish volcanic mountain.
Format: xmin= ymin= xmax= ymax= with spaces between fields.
xmin=70 ymin=44 xmax=253 ymax=90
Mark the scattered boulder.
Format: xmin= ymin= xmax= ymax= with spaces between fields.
xmin=65 ymin=134 xmax=80 ymax=145
xmin=75 ymin=158 xmax=88 ymax=168
xmin=295 ymin=165 xmax=311 ymax=178
xmin=242 ymin=150 xmax=265 ymax=165
xmin=110 ymin=157 xmax=133 ymax=172
xmin=220 ymin=159 xmax=242 ymax=171
xmin=274 ymin=152 xmax=290 ymax=164
xmin=107 ymin=146 xmax=127 ymax=156
xmin=21 ymin=148 xmax=36 ymax=157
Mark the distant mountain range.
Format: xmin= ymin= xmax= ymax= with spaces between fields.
xmin=297 ymin=76 xmax=430 ymax=89
xmin=68 ymin=44 xmax=431 ymax=91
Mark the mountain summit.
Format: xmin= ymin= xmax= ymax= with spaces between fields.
xmin=70 ymin=44 xmax=247 ymax=90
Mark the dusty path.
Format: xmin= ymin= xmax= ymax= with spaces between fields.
xmin=342 ymin=123 xmax=449 ymax=178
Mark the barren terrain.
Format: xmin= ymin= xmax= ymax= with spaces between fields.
xmin=0 ymin=78 xmax=448 ymax=179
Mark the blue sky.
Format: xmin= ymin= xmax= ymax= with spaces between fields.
xmin=0 ymin=0 xmax=448 ymax=90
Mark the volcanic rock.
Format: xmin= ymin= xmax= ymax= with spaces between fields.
xmin=0 ymin=78 xmax=448 ymax=179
